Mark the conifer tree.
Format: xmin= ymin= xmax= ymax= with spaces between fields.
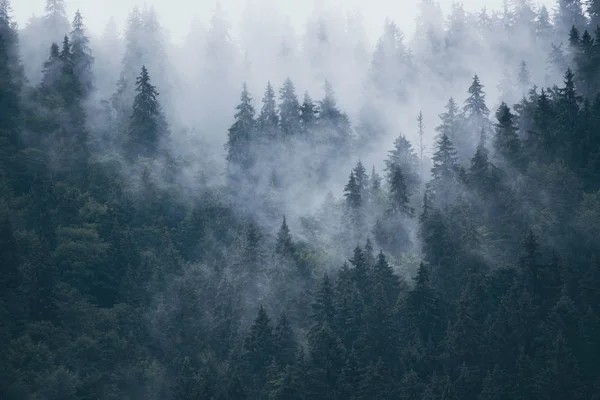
xmin=344 ymin=170 xmax=362 ymax=209
xmin=226 ymin=83 xmax=256 ymax=170
xmin=463 ymin=74 xmax=490 ymax=158
xmin=493 ymin=102 xmax=522 ymax=168
xmin=300 ymin=92 xmax=317 ymax=134
xmin=388 ymin=165 xmax=414 ymax=216
xmin=385 ymin=134 xmax=420 ymax=194
xmin=244 ymin=306 xmax=275 ymax=386
xmin=69 ymin=10 xmax=94 ymax=97
xmin=417 ymin=111 xmax=426 ymax=168
xmin=428 ymin=133 xmax=459 ymax=202
xmin=278 ymin=78 xmax=301 ymax=137
xmin=43 ymin=0 xmax=70 ymax=43
xmin=555 ymin=0 xmax=587 ymax=39
xmin=436 ymin=97 xmax=463 ymax=155
xmin=317 ymin=80 xmax=352 ymax=153
xmin=353 ymin=160 xmax=369 ymax=198
xmin=257 ymin=81 xmax=279 ymax=140
xmin=0 ymin=0 xmax=23 ymax=151
xmin=517 ymin=60 xmax=531 ymax=89
xmin=126 ymin=65 xmax=168 ymax=159
xmin=273 ymin=312 xmax=297 ymax=367
xmin=275 ymin=216 xmax=295 ymax=258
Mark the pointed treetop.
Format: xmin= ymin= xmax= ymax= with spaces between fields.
xmin=464 ymin=74 xmax=490 ymax=118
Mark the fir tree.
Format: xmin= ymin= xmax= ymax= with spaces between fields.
xmin=69 ymin=10 xmax=94 ymax=97
xmin=417 ymin=111 xmax=426 ymax=168
xmin=388 ymin=165 xmax=414 ymax=216
xmin=385 ymin=134 xmax=421 ymax=194
xmin=126 ymin=65 xmax=168 ymax=159
xmin=428 ymin=133 xmax=459 ymax=202
xmin=344 ymin=170 xmax=362 ymax=209
xmin=275 ymin=216 xmax=294 ymax=258
xmin=226 ymin=83 xmax=256 ymax=170
xmin=257 ymin=81 xmax=279 ymax=140
xmin=517 ymin=60 xmax=531 ymax=89
xmin=244 ymin=306 xmax=275 ymax=378
xmin=493 ymin=102 xmax=522 ymax=168
xmin=278 ymin=78 xmax=301 ymax=137
xmin=300 ymin=92 xmax=317 ymax=133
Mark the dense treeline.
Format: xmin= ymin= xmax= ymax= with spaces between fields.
xmin=3 ymin=0 xmax=600 ymax=399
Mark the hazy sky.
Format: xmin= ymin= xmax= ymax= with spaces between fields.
xmin=14 ymin=0 xmax=556 ymax=45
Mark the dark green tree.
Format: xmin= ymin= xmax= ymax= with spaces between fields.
xmin=69 ymin=10 xmax=93 ymax=96
xmin=279 ymin=78 xmax=301 ymax=137
xmin=126 ymin=65 xmax=169 ymax=159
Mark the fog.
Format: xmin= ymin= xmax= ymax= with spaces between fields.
xmin=12 ymin=0 xmax=573 ymax=269
xmin=15 ymin=0 xmax=555 ymax=46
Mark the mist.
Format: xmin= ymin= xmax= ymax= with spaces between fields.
xmin=3 ymin=0 xmax=600 ymax=398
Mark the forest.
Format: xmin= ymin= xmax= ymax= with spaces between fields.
xmin=2 ymin=0 xmax=600 ymax=398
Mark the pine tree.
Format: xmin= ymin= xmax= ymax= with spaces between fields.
xmin=537 ymin=6 xmax=553 ymax=41
xmin=517 ymin=60 xmax=531 ymax=89
xmin=372 ymin=251 xmax=402 ymax=305
xmin=370 ymin=166 xmax=382 ymax=195
xmin=273 ymin=312 xmax=297 ymax=367
xmin=385 ymin=134 xmax=421 ymax=194
xmin=257 ymin=81 xmax=279 ymax=140
xmin=126 ymin=65 xmax=169 ymax=159
xmin=310 ymin=274 xmax=335 ymax=330
xmin=428 ymin=133 xmax=459 ymax=202
xmin=436 ymin=97 xmax=464 ymax=153
xmin=244 ymin=306 xmax=275 ymax=379
xmin=69 ymin=10 xmax=94 ymax=97
xmin=317 ymin=80 xmax=352 ymax=152
xmin=43 ymin=0 xmax=70 ymax=43
xmin=493 ymin=102 xmax=522 ymax=168
xmin=40 ymin=42 xmax=62 ymax=93
xmin=300 ymin=92 xmax=317 ymax=133
xmin=555 ymin=0 xmax=587 ymax=39
xmin=344 ymin=170 xmax=362 ymax=209
xmin=463 ymin=74 xmax=490 ymax=159
xmin=0 ymin=0 xmax=23 ymax=151
xmin=226 ymin=83 xmax=256 ymax=170
xmin=388 ymin=165 xmax=414 ymax=216
xmin=417 ymin=111 xmax=426 ymax=168
xmin=464 ymin=74 xmax=490 ymax=120
xmin=353 ymin=160 xmax=369 ymax=198
xmin=278 ymin=78 xmax=301 ymax=137
xmin=275 ymin=216 xmax=295 ymax=258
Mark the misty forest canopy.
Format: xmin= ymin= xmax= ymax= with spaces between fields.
xmin=5 ymin=0 xmax=600 ymax=398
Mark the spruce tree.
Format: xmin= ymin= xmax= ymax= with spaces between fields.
xmin=428 ymin=133 xmax=459 ymax=202
xmin=69 ymin=10 xmax=94 ymax=97
xmin=244 ymin=306 xmax=275 ymax=379
xmin=300 ymin=92 xmax=317 ymax=134
xmin=388 ymin=165 xmax=414 ymax=216
xmin=275 ymin=216 xmax=295 ymax=258
xmin=43 ymin=0 xmax=70 ymax=43
xmin=0 ymin=0 xmax=23 ymax=151
xmin=436 ymin=97 xmax=464 ymax=156
xmin=257 ymin=81 xmax=279 ymax=140
xmin=344 ymin=170 xmax=362 ymax=209
xmin=279 ymin=78 xmax=301 ymax=137
xmin=493 ymin=102 xmax=522 ymax=168
xmin=126 ymin=65 xmax=168 ymax=159
xmin=385 ymin=134 xmax=420 ymax=194
xmin=517 ymin=60 xmax=531 ymax=89
xmin=226 ymin=83 xmax=256 ymax=170
xmin=463 ymin=74 xmax=490 ymax=158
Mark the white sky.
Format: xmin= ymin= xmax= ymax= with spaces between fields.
xmin=14 ymin=0 xmax=556 ymax=45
